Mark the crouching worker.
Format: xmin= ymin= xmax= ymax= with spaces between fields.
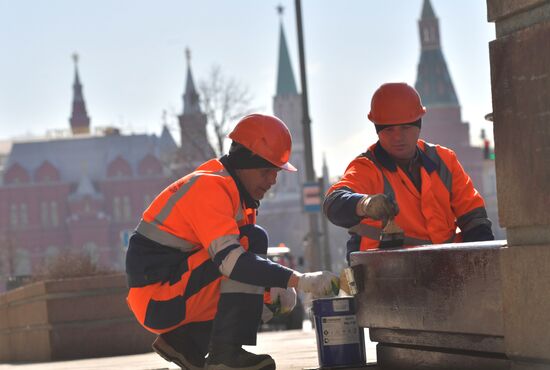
xmin=126 ymin=113 xmax=338 ymax=370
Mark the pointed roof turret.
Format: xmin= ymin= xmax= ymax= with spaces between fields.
xmin=69 ymin=53 xmax=91 ymax=135
xmin=183 ymin=48 xmax=201 ymax=115
xmin=276 ymin=6 xmax=298 ymax=96
xmin=414 ymin=0 xmax=459 ymax=107
xmin=421 ymin=0 xmax=436 ymax=19
xmin=178 ymin=48 xmax=216 ymax=167
xmin=73 ymin=175 xmax=98 ymax=198
xmin=159 ymin=124 xmax=177 ymax=151
xmin=69 ymin=160 xmax=101 ymax=200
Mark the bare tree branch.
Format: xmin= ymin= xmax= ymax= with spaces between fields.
xmin=199 ymin=65 xmax=254 ymax=155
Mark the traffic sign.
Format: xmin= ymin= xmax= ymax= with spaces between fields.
xmin=120 ymin=229 xmax=132 ymax=248
xmin=303 ymin=181 xmax=322 ymax=213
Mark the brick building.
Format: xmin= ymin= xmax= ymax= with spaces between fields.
xmin=0 ymin=1 xmax=504 ymax=291
xmin=0 ymin=53 xmax=213 ymax=290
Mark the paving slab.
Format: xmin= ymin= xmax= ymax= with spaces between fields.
xmin=0 ymin=326 xmax=377 ymax=370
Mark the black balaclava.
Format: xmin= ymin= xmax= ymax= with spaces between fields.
xmin=375 ymin=119 xmax=422 ymax=134
xmin=226 ymin=142 xmax=278 ymax=170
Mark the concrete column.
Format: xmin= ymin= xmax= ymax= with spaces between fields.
xmin=488 ymin=0 xmax=550 ymax=368
xmin=488 ymin=0 xmax=550 ymax=244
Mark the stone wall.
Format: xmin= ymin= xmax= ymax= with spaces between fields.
xmin=0 ymin=273 xmax=154 ymax=362
xmin=488 ymin=0 xmax=550 ymax=367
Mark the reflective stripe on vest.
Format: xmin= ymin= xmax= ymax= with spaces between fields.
xmin=136 ymin=219 xmax=197 ymax=251
xmin=423 ymin=143 xmax=453 ymax=195
xmin=364 ymin=151 xmax=395 ymax=201
xmin=136 ymin=168 xmax=245 ymax=252
xmin=157 ymin=174 xmax=201 ymax=224
xmin=211 ymin=242 xmax=245 ymax=277
xmin=236 ymin=205 xmax=245 ymax=224
xmin=208 ymin=235 xmax=241 ymax=258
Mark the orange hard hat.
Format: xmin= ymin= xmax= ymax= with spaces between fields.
xmin=368 ymin=83 xmax=426 ymax=125
xmin=228 ymin=114 xmax=297 ymax=172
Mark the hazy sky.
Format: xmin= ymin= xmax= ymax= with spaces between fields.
xmin=1 ymin=0 xmax=495 ymax=176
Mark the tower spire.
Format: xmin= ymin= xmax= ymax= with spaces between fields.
xmin=182 ymin=47 xmax=201 ymax=115
xmin=178 ymin=47 xmax=215 ymax=167
xmin=69 ymin=53 xmax=91 ymax=135
xmin=414 ymin=0 xmax=458 ymax=107
xmin=276 ymin=5 xmax=298 ymax=96
xmin=421 ymin=0 xmax=436 ymax=20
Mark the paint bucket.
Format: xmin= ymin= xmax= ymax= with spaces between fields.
xmin=312 ymin=297 xmax=366 ymax=368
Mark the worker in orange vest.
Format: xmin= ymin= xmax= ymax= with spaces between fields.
xmin=126 ymin=114 xmax=338 ymax=370
xmin=324 ymin=83 xmax=494 ymax=260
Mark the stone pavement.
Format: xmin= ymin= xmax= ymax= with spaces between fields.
xmin=0 ymin=326 xmax=377 ymax=370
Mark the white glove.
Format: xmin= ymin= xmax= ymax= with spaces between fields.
xmin=261 ymin=287 xmax=297 ymax=323
xmin=297 ymin=271 xmax=339 ymax=298
xmin=270 ymin=287 xmax=297 ymax=314
xmin=261 ymin=304 xmax=274 ymax=323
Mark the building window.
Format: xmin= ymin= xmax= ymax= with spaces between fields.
xmin=41 ymin=201 xmax=49 ymax=227
xmin=113 ymin=196 xmax=121 ymax=222
xmin=10 ymin=204 xmax=18 ymax=228
xmin=122 ymin=196 xmax=132 ymax=221
xmin=41 ymin=201 xmax=59 ymax=228
xmin=423 ymin=28 xmax=430 ymax=43
xmin=83 ymin=242 xmax=99 ymax=265
xmin=50 ymin=201 xmax=59 ymax=227
xmin=45 ymin=246 xmax=59 ymax=264
xmin=14 ymin=249 xmax=31 ymax=276
xmin=19 ymin=203 xmax=28 ymax=227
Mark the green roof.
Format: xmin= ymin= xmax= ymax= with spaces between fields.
xmin=276 ymin=24 xmax=298 ymax=96
xmin=415 ymin=49 xmax=459 ymax=107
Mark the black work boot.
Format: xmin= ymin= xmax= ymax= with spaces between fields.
xmin=152 ymin=332 xmax=206 ymax=370
xmin=205 ymin=343 xmax=275 ymax=370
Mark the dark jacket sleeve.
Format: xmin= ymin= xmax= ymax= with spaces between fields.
xmin=445 ymin=147 xmax=495 ymax=242
xmin=462 ymin=223 xmax=495 ymax=242
xmin=323 ymin=186 xmax=364 ymax=228
xmin=229 ymin=250 xmax=294 ymax=288
xmin=126 ymin=232 xmax=194 ymax=287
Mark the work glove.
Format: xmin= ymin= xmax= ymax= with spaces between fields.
xmin=269 ymin=287 xmax=297 ymax=314
xmin=356 ymin=194 xmax=399 ymax=226
xmin=297 ymin=271 xmax=339 ymax=298
xmin=261 ymin=287 xmax=297 ymax=323
xmin=261 ymin=304 xmax=275 ymax=323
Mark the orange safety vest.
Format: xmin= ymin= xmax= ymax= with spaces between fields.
xmin=127 ymin=158 xmax=256 ymax=334
xmin=328 ymin=140 xmax=487 ymax=251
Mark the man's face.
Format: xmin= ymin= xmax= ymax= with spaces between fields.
xmin=236 ymin=167 xmax=280 ymax=200
xmin=377 ymin=124 xmax=420 ymax=160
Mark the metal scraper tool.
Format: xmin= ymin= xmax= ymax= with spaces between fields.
xmin=379 ymin=218 xmax=404 ymax=249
